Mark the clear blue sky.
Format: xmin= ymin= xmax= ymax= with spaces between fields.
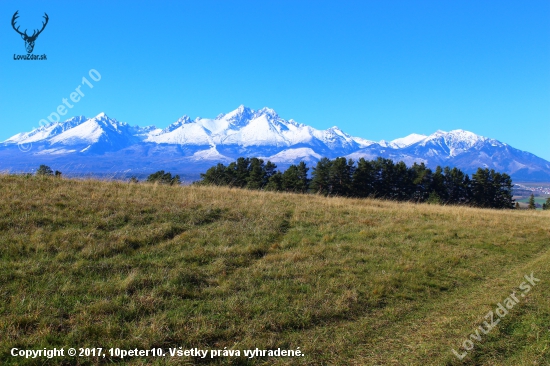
xmin=1 ymin=0 xmax=549 ymax=160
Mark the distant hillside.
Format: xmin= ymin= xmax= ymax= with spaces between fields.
xmin=1 ymin=175 xmax=549 ymax=365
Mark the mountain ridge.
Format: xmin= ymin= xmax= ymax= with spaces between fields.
xmin=2 ymin=106 xmax=549 ymax=181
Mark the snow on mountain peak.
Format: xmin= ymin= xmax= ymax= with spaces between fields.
xmin=63 ymin=115 xmax=88 ymax=125
xmin=412 ymin=129 xmax=495 ymax=157
xmin=216 ymin=105 xmax=283 ymax=125
xmin=431 ymin=130 xmax=447 ymax=137
xmin=286 ymin=119 xmax=303 ymax=127
xmin=352 ymin=136 xmax=377 ymax=148
xmin=165 ymin=116 xmax=191 ymax=130
xmin=223 ymin=105 xmax=254 ymax=125
xmin=4 ymin=116 xmax=89 ymax=145
xmin=49 ymin=119 xmax=108 ymax=145
xmin=389 ymin=133 xmax=427 ymax=148
xmin=446 ymin=129 xmax=485 ymax=141
xmin=257 ymin=107 xmax=278 ymax=119
xmin=436 ymin=129 xmax=487 ymax=146
xmin=1 ymin=106 xmax=528 ymax=174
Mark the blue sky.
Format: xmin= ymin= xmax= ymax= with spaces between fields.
xmin=1 ymin=0 xmax=549 ymax=160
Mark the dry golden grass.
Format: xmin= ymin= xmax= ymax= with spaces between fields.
xmin=0 ymin=175 xmax=549 ymax=365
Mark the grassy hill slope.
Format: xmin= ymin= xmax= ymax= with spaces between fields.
xmin=1 ymin=175 xmax=549 ymax=365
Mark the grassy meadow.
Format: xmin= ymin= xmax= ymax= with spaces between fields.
xmin=1 ymin=174 xmax=549 ymax=365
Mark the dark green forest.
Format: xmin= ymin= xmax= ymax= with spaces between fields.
xmin=197 ymin=157 xmax=514 ymax=209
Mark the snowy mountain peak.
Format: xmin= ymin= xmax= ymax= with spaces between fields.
xmin=4 ymin=116 xmax=89 ymax=145
xmin=91 ymin=112 xmax=115 ymax=124
xmin=446 ymin=129 xmax=486 ymax=141
xmin=89 ymin=113 xmax=132 ymax=132
xmin=2 ymin=106 xmax=549 ymax=181
xmin=389 ymin=133 xmax=427 ymax=148
xmin=223 ymin=105 xmax=254 ymax=126
xmin=257 ymin=107 xmax=278 ymax=119
xmin=39 ymin=115 xmax=89 ymax=131
xmin=63 ymin=115 xmax=89 ymax=126
xmin=431 ymin=130 xmax=447 ymax=137
xmin=287 ymin=119 xmax=303 ymax=127
xmin=424 ymin=129 xmax=488 ymax=148
xmin=176 ymin=115 xmax=192 ymax=125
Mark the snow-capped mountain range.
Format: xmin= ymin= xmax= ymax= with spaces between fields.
xmin=2 ymin=106 xmax=550 ymax=181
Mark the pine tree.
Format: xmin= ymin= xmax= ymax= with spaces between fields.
xmin=443 ymin=167 xmax=467 ymax=204
xmin=264 ymin=161 xmax=277 ymax=182
xmin=200 ymin=163 xmax=228 ymax=185
xmin=371 ymin=158 xmax=394 ymax=198
xmin=246 ymin=158 xmax=266 ymax=189
xmin=528 ymin=194 xmax=536 ymax=210
xmin=147 ymin=171 xmax=181 ymax=185
xmin=224 ymin=162 xmax=237 ymax=186
xmin=431 ymin=166 xmax=447 ymax=202
xmin=280 ymin=162 xmax=310 ymax=193
xmin=352 ymin=158 xmax=375 ymax=197
xmin=310 ymin=158 xmax=332 ymax=195
xmin=410 ymin=163 xmax=432 ymax=202
xmin=492 ymin=172 xmax=514 ymax=209
xmin=282 ymin=165 xmax=300 ymax=192
xmin=295 ymin=162 xmax=310 ymax=193
xmin=36 ymin=165 xmax=54 ymax=176
xmin=542 ymin=197 xmax=550 ymax=210
xmin=471 ymin=168 xmax=492 ymax=207
xmin=171 ymin=175 xmax=182 ymax=186
xmin=461 ymin=175 xmax=473 ymax=204
xmin=265 ymin=171 xmax=283 ymax=191
xmin=393 ymin=161 xmax=413 ymax=200
xmin=223 ymin=158 xmax=251 ymax=188
xmin=234 ymin=157 xmax=251 ymax=188
xmin=328 ymin=157 xmax=353 ymax=196
xmin=427 ymin=191 xmax=442 ymax=205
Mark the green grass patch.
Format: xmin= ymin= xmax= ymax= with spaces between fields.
xmin=1 ymin=175 xmax=549 ymax=365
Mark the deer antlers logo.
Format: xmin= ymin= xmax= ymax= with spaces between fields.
xmin=11 ymin=10 xmax=49 ymax=54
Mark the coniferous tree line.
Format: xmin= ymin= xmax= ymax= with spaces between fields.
xmin=146 ymin=170 xmax=181 ymax=185
xmin=197 ymin=157 xmax=515 ymax=209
